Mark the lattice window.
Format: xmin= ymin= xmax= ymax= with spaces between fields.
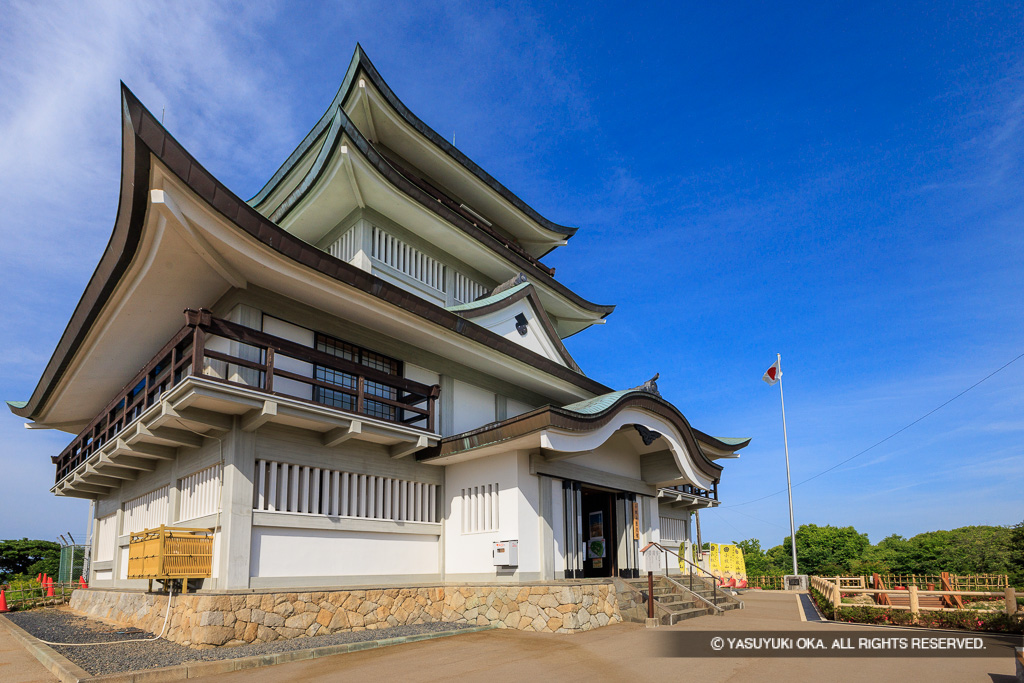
xmin=254 ymin=460 xmax=437 ymax=523
xmin=178 ymin=464 xmax=222 ymax=521
xmin=122 ymin=486 xmax=169 ymax=535
xmin=314 ymin=334 xmax=400 ymax=421
xmin=461 ymin=483 xmax=499 ymax=533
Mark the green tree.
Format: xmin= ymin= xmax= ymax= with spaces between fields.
xmin=783 ymin=524 xmax=869 ymax=575
xmin=1008 ymin=521 xmax=1024 ymax=588
xmin=0 ymin=539 xmax=61 ymax=581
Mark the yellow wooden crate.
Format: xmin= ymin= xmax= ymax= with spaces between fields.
xmin=127 ymin=525 xmax=214 ymax=580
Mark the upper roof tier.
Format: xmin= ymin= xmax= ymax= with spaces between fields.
xmin=251 ymin=45 xmax=578 ymax=260
xmin=246 ymin=45 xmax=612 ymax=338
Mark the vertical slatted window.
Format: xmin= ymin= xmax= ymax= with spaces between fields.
xmin=371 ymin=226 xmax=446 ymax=292
xmin=122 ymin=486 xmax=169 ymax=534
xmin=253 ymin=460 xmax=437 ymax=523
xmin=178 ymin=464 xmax=222 ymax=521
xmin=452 ymin=272 xmax=489 ymax=304
xmin=329 ymin=227 xmax=357 ymax=262
xmin=660 ymin=516 xmax=687 ymax=542
xmin=460 ymin=483 xmax=499 ymax=533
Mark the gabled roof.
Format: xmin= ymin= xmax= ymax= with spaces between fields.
xmin=8 ymin=84 xmax=614 ymax=424
xmin=446 ymin=277 xmax=582 ymax=373
xmin=250 ymin=44 xmax=578 ymax=241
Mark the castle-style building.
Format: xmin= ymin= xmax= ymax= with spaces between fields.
xmin=10 ymin=46 xmax=749 ymax=593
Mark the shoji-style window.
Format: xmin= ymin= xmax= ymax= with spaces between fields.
xmin=371 ymin=226 xmax=445 ymax=293
xmin=178 ymin=464 xmax=222 ymax=521
xmin=461 ymin=483 xmax=499 ymax=533
xmin=94 ymin=514 xmax=117 ymax=562
xmin=122 ymin=486 xmax=169 ymax=535
xmin=660 ymin=516 xmax=687 ymax=542
xmin=253 ymin=460 xmax=438 ymax=523
xmin=313 ymin=334 xmax=402 ymax=422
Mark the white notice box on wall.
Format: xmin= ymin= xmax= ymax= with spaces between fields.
xmin=492 ymin=540 xmax=519 ymax=567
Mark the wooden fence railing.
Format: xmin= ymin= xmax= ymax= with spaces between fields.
xmin=54 ymin=309 xmax=440 ymax=485
xmin=0 ymin=582 xmax=75 ymax=610
xmin=746 ymin=576 xmax=785 ymax=590
xmin=811 ymin=575 xmax=1020 ymax=619
xmin=875 ymin=573 xmax=1008 ymax=590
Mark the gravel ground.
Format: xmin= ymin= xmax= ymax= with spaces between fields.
xmin=6 ymin=608 xmax=478 ymax=676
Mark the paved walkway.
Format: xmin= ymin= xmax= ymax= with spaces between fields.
xmin=0 ymin=618 xmax=57 ymax=683
xmin=193 ymin=592 xmax=1018 ymax=682
xmin=2 ymin=594 xmax=1017 ymax=682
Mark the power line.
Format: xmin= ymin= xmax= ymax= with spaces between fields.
xmin=725 ymin=350 xmax=1024 ymax=508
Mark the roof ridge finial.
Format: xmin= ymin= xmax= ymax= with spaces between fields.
xmin=631 ymin=373 xmax=660 ymax=397
xmin=485 ymin=272 xmax=529 ymax=300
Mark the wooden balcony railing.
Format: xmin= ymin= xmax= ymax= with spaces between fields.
xmin=53 ymin=308 xmax=439 ymax=484
xmin=664 ymin=483 xmax=718 ymax=501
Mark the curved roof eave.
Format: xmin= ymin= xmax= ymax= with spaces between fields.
xmin=10 ymin=87 xmax=151 ymax=421
xmin=692 ymin=429 xmax=752 ymax=452
xmin=9 ymin=84 xmax=613 ymax=424
xmin=419 ymin=389 xmax=724 ymax=482
xmin=249 ymin=44 xmax=579 ymax=240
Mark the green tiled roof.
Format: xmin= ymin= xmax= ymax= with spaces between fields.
xmin=707 ymin=436 xmax=750 ymax=446
xmin=5 ymin=400 xmax=27 ymax=409
xmin=445 ymin=282 xmax=531 ymax=312
xmin=561 ymin=390 xmax=634 ymax=414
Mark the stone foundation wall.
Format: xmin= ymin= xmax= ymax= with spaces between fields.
xmin=69 ymin=583 xmax=620 ymax=648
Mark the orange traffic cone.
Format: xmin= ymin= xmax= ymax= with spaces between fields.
xmin=37 ymin=573 xmax=42 ymax=583
xmin=0 ymin=589 xmax=9 ymax=612
xmin=45 ymin=578 xmax=54 ymax=598
xmin=79 ymin=575 xmax=88 ymax=588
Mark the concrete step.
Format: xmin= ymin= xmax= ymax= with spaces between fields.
xmin=667 ymin=607 xmax=713 ymax=624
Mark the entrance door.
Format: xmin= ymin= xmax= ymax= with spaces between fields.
xmin=581 ymin=487 xmax=615 ymax=578
xmin=562 ymin=481 xmax=641 ymax=579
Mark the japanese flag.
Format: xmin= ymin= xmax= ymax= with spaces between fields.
xmin=762 ymin=359 xmax=781 ymax=385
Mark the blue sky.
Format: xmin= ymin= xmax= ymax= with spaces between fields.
xmin=1 ymin=1 xmax=1021 ymax=551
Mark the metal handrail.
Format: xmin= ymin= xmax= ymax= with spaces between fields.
xmin=646 ymin=541 xmax=723 ymax=608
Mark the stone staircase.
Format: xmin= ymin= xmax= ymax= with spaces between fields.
xmin=616 ymin=574 xmax=742 ymax=625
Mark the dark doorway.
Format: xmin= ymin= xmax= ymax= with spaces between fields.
xmin=581 ymin=487 xmax=616 ymax=578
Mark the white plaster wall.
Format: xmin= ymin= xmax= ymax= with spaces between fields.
xmin=404 ymin=363 xmax=439 ymax=387
xmin=262 ymin=315 xmax=314 ymax=401
xmin=507 ymin=398 xmax=535 ymax=418
xmin=452 ymin=380 xmax=495 ymax=434
xmin=469 ymin=300 xmax=566 ymax=366
xmin=250 ymin=527 xmax=438 ymax=577
xmin=515 ymin=452 xmax=542 ymax=575
xmin=560 ymin=431 xmax=643 ymax=479
xmin=443 ymin=452 xmax=519 ymax=576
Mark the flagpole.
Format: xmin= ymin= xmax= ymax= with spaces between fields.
xmin=777 ymin=353 xmax=799 ymax=575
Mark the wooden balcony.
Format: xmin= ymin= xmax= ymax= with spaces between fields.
xmin=53 ymin=308 xmax=439 ymax=485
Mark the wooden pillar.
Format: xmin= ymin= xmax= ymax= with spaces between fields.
xmin=908 ymin=585 xmax=920 ymax=616
xmin=1006 ymin=587 xmax=1018 ymax=616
